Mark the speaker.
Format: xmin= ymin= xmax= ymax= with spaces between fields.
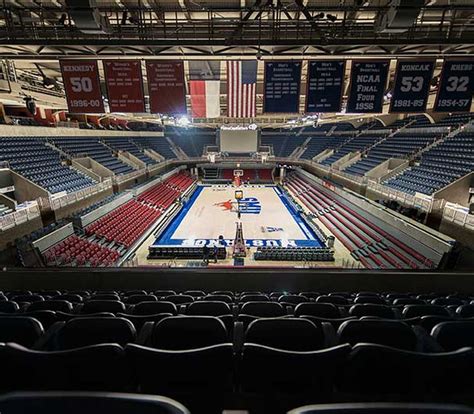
xmin=375 ymin=0 xmax=424 ymax=33
xmin=64 ymin=0 xmax=110 ymax=34
xmin=24 ymin=97 xmax=36 ymax=116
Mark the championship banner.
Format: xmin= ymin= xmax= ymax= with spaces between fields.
xmin=264 ymin=61 xmax=302 ymax=113
xmin=145 ymin=61 xmax=186 ymax=115
xmin=306 ymin=60 xmax=345 ymax=113
xmin=60 ymin=60 xmax=104 ymax=113
xmin=346 ymin=61 xmax=390 ymax=113
xmin=103 ymin=60 xmax=145 ymax=113
xmin=390 ymin=60 xmax=435 ymax=113
xmin=434 ymin=60 xmax=474 ymax=112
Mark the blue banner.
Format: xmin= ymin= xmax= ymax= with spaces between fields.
xmin=434 ymin=60 xmax=474 ymax=112
xmin=390 ymin=60 xmax=435 ymax=113
xmin=264 ymin=61 xmax=302 ymax=113
xmin=346 ymin=61 xmax=389 ymax=113
xmin=306 ymin=60 xmax=345 ymax=113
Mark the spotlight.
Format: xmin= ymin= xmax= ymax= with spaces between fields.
xmin=326 ymin=14 xmax=337 ymax=22
xmin=177 ymin=116 xmax=190 ymax=127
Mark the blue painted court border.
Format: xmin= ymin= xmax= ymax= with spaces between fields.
xmin=153 ymin=185 xmax=324 ymax=248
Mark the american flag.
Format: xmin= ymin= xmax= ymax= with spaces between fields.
xmin=227 ymin=60 xmax=258 ymax=118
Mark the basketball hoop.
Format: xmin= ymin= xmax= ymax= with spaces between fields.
xmin=233 ymin=169 xmax=243 ymax=187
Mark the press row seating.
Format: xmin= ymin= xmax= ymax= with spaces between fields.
xmin=254 ymin=246 xmax=334 ymax=262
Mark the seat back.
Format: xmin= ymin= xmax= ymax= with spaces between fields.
xmin=0 ymin=301 xmax=19 ymax=313
xmin=125 ymin=295 xmax=158 ymax=305
xmin=0 ymin=391 xmax=190 ymax=414
xmin=432 ymin=321 xmax=474 ymax=351
xmin=349 ymin=304 xmax=396 ymax=319
xmin=133 ymin=301 xmax=177 ymax=315
xmin=240 ymin=301 xmax=286 ymax=317
xmin=294 ymin=303 xmax=341 ymax=318
xmin=28 ymin=300 xmax=73 ymax=313
xmin=0 ymin=316 xmax=44 ymax=347
xmin=81 ymin=300 xmax=126 ymax=314
xmin=151 ymin=316 xmax=228 ymax=350
xmin=55 ymin=317 xmax=136 ymax=349
xmin=403 ymin=305 xmax=450 ymax=318
xmin=245 ymin=318 xmax=325 ymax=351
xmin=186 ymin=301 xmax=231 ymax=316
xmin=338 ymin=320 xmax=417 ymax=350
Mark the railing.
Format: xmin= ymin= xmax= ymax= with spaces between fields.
xmin=0 ymin=201 xmax=40 ymax=232
xmin=443 ymin=202 xmax=474 ymax=231
xmin=366 ymin=180 xmax=446 ymax=213
xmin=46 ymin=179 xmax=113 ymax=211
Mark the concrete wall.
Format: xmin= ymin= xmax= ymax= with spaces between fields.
xmin=366 ymin=158 xmax=407 ymax=181
xmin=53 ymin=186 xmax=114 ymax=221
xmin=333 ymin=152 xmax=360 ymax=171
xmin=118 ymin=152 xmax=143 ymax=169
xmin=71 ymin=158 xmax=102 ymax=182
xmin=434 ymin=172 xmax=473 ymax=207
xmin=0 ymin=216 xmax=44 ymax=251
xmin=0 ymin=193 xmax=16 ymax=210
xmin=32 ymin=223 xmax=74 ymax=253
xmin=11 ymin=171 xmax=49 ymax=203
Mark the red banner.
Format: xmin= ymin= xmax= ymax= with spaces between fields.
xmin=103 ymin=60 xmax=145 ymax=113
xmin=60 ymin=60 xmax=104 ymax=113
xmin=146 ymin=61 xmax=186 ymax=115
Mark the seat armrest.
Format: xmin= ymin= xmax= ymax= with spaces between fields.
xmin=33 ymin=321 xmax=65 ymax=350
xmin=178 ymin=304 xmax=186 ymax=314
xmin=136 ymin=321 xmax=154 ymax=346
xmin=321 ymin=321 xmax=338 ymax=347
xmin=233 ymin=321 xmax=244 ymax=354
xmin=412 ymin=325 xmax=443 ymax=352
xmin=286 ymin=305 xmax=294 ymax=316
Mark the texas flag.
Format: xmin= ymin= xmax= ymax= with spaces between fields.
xmin=188 ymin=61 xmax=221 ymax=118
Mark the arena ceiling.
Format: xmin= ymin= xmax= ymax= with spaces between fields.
xmin=0 ymin=0 xmax=473 ymax=60
xmin=0 ymin=0 xmax=473 ymax=125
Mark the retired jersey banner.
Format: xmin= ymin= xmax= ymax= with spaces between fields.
xmin=306 ymin=60 xmax=345 ymax=113
xmin=390 ymin=60 xmax=435 ymax=113
xmin=434 ymin=60 xmax=474 ymax=112
xmin=145 ymin=61 xmax=186 ymax=115
xmin=347 ymin=61 xmax=389 ymax=113
xmin=264 ymin=61 xmax=302 ymax=113
xmin=103 ymin=60 xmax=145 ymax=113
xmin=60 ymin=60 xmax=104 ymax=113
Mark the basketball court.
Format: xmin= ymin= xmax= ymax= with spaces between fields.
xmin=152 ymin=184 xmax=324 ymax=248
